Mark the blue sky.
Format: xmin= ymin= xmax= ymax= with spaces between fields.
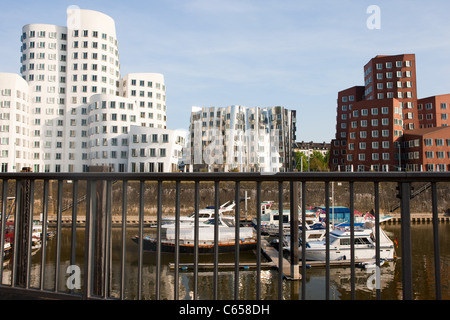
xmin=1 ymin=0 xmax=450 ymax=142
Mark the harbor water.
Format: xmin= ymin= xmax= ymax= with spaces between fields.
xmin=2 ymin=222 xmax=449 ymax=300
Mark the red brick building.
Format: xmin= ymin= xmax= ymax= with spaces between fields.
xmin=330 ymin=54 xmax=450 ymax=172
xmin=417 ymin=94 xmax=450 ymax=128
xmin=402 ymin=127 xmax=450 ymax=172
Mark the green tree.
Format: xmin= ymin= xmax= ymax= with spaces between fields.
xmin=295 ymin=150 xmax=330 ymax=172
xmin=294 ymin=151 xmax=308 ymax=172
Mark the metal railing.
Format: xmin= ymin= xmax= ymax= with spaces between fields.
xmin=0 ymin=171 xmax=448 ymax=300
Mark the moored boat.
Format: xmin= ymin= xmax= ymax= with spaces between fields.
xmin=133 ymin=213 xmax=257 ymax=254
xmin=300 ymin=222 xmax=395 ymax=261
xmin=161 ymin=201 xmax=236 ymax=226
xmin=252 ymin=201 xmax=319 ymax=235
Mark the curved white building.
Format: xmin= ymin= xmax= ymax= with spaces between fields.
xmin=120 ymin=73 xmax=167 ymax=129
xmin=0 ymin=8 xmax=176 ymax=173
xmin=87 ymin=94 xmax=137 ymax=172
xmin=0 ymin=73 xmax=32 ymax=172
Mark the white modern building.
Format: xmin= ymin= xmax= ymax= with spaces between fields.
xmin=128 ymin=126 xmax=186 ymax=173
xmin=184 ymin=105 xmax=297 ymax=173
xmin=0 ymin=8 xmax=181 ymax=173
xmin=0 ymin=73 xmax=32 ymax=172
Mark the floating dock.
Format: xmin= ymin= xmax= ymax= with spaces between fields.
xmin=260 ymin=239 xmax=300 ymax=280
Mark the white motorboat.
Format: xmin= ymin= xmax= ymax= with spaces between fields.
xmin=280 ymin=222 xmax=328 ymax=251
xmin=253 ymin=201 xmax=320 ymax=235
xmin=161 ymin=201 xmax=236 ymax=225
xmin=133 ymin=211 xmax=257 ymax=254
xmin=300 ymin=222 xmax=395 ymax=261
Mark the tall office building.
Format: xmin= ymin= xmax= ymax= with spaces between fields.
xmin=184 ymin=105 xmax=296 ymax=173
xmin=330 ymin=54 xmax=450 ymax=172
xmin=0 ymin=8 xmax=177 ymax=173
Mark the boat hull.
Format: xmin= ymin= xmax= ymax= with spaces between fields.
xmin=132 ymin=237 xmax=257 ymax=254
xmin=301 ymin=246 xmax=395 ymax=261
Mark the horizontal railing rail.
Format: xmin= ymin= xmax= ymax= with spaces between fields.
xmin=0 ymin=171 xmax=448 ymax=300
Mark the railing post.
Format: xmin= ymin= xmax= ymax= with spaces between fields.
xmin=431 ymin=182 xmax=442 ymax=300
xmin=290 ymin=175 xmax=299 ymax=280
xmin=398 ymin=181 xmax=413 ymax=300
xmin=88 ymin=166 xmax=111 ymax=297
xmin=16 ymin=167 xmax=32 ymax=287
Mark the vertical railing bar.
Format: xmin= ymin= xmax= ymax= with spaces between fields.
xmin=69 ymin=180 xmax=78 ymax=296
xmin=119 ymin=180 xmax=127 ymax=300
xmin=55 ymin=179 xmax=63 ymax=293
xmin=213 ymin=180 xmax=220 ymax=300
xmin=289 ymin=177 xmax=299 ymax=296
xmin=103 ymin=179 xmax=112 ymax=299
xmin=431 ymin=182 xmax=442 ymax=300
xmin=70 ymin=180 xmax=78 ymax=271
xmin=137 ymin=180 xmax=144 ymax=300
xmin=301 ymin=180 xmax=307 ymax=300
xmin=256 ymin=181 xmax=262 ymax=300
xmin=0 ymin=180 xmax=8 ymax=284
xmin=234 ymin=181 xmax=240 ymax=300
xmin=83 ymin=179 xmax=95 ymax=299
xmin=11 ymin=179 xmax=22 ymax=288
xmin=174 ymin=180 xmax=181 ymax=300
xmin=193 ymin=180 xmax=199 ymax=300
xmin=325 ymin=181 xmax=330 ymax=300
xmin=156 ymin=180 xmax=162 ymax=300
xmin=349 ymin=181 xmax=355 ymax=300
xmin=400 ymin=181 xmax=413 ymax=300
xmin=26 ymin=179 xmax=35 ymax=289
xmin=39 ymin=179 xmax=49 ymax=291
xmin=374 ymin=182 xmax=381 ymax=300
xmin=278 ymin=181 xmax=283 ymax=300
